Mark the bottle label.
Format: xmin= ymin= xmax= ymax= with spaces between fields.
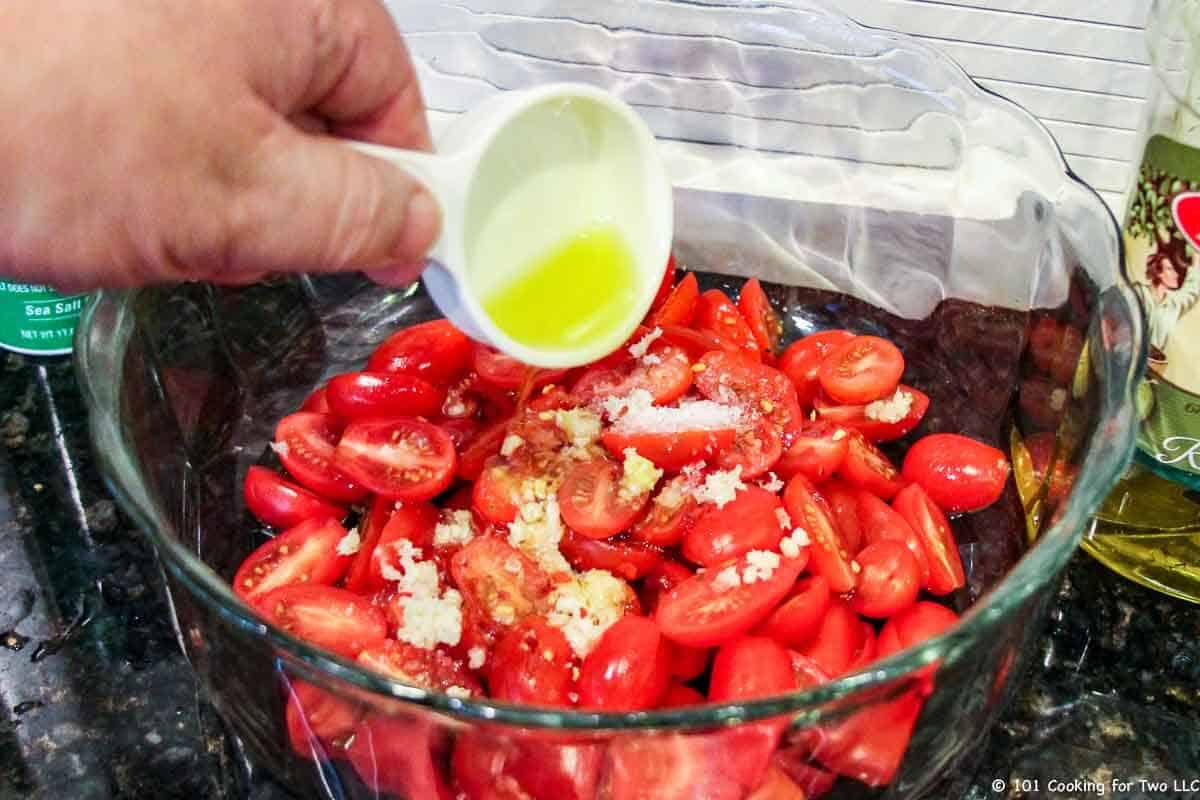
xmin=1124 ymin=135 xmax=1200 ymax=480
xmin=0 ymin=281 xmax=86 ymax=356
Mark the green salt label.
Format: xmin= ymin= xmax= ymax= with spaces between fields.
xmin=0 ymin=281 xmax=86 ymax=356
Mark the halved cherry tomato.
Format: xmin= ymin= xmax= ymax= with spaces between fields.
xmin=738 ymin=278 xmax=784 ymax=357
xmin=655 ymin=551 xmax=803 ymax=648
xmin=657 ymin=324 xmax=741 ymax=359
xmin=573 ymin=343 xmax=693 ymax=407
xmin=696 ymin=289 xmax=762 ymax=362
xmin=527 ymin=384 xmax=580 ymax=414
xmin=648 ymin=272 xmax=700 ymax=328
xmin=682 ymin=485 xmax=785 ymax=566
xmin=274 ymin=412 xmax=367 ymax=503
xmin=451 ymin=538 xmax=553 ymax=628
xmin=560 ymin=530 xmax=663 ymax=580
xmin=453 ymin=734 xmax=603 ymax=800
xmin=357 ymin=640 xmax=482 ymax=695
xmin=606 ymin=735 xmax=745 ymax=800
xmin=362 ymin=501 xmax=440 ymax=592
xmin=708 ymin=636 xmax=795 ymax=703
xmin=578 ymin=615 xmax=671 ymax=711
xmin=601 ymin=426 xmax=736 ymax=473
xmin=813 ymin=385 xmax=929 ymax=443
xmin=747 ymin=766 xmax=809 ymax=800
xmin=695 ymin=351 xmax=804 ymax=441
xmin=892 ymin=483 xmax=966 ymax=595
xmin=243 ymin=466 xmax=346 ymax=530
xmin=902 ymin=433 xmax=1010 ymax=513
xmin=472 ymin=458 xmax=523 ymax=524
xmin=875 ymin=601 xmax=959 ymax=660
xmin=799 ymin=597 xmax=862 ymax=677
xmin=817 ymin=336 xmax=904 ymax=405
xmin=787 ymin=650 xmax=832 ymax=690
xmin=814 ymin=689 xmax=922 ymax=787
xmin=772 ymin=758 xmax=837 ymax=800
xmin=489 ymin=616 xmax=577 ymax=706
xmin=820 ymin=478 xmax=863 ymax=554
xmin=783 ymin=475 xmax=856 ymax=593
xmin=773 ymin=420 xmax=848 ymax=482
xmin=837 ymin=431 xmax=904 ymax=500
xmin=437 ymin=417 xmax=482 ymax=453
xmin=326 ymin=371 xmax=444 ymax=421
xmin=474 ymin=343 xmax=569 ymax=391
xmin=661 ymin=682 xmax=706 ymax=707
xmin=346 ymin=716 xmax=453 ymax=800
xmin=300 ymin=386 xmax=332 ymax=414
xmin=233 ymin=517 xmax=352 ymax=602
xmin=1028 ymin=316 xmax=1084 ymax=385
xmin=557 ymin=458 xmax=651 ymax=540
xmin=631 ymin=476 xmax=700 ymax=547
xmin=668 ymin=642 xmax=710 ymax=681
xmin=778 ymin=330 xmax=856 ymax=409
xmin=335 ymin=418 xmax=457 ymax=501
xmin=284 ymin=680 xmax=362 ymax=757
xmin=342 ymin=494 xmax=395 ymax=593
xmin=755 ymin=575 xmax=831 ymax=649
xmin=638 ymin=559 xmax=694 ymax=615
xmin=456 ymin=419 xmax=510 ymax=483
xmin=651 ymin=253 xmax=678 ymax=312
xmin=855 ymin=490 xmax=930 ymax=585
xmin=714 ymin=416 xmax=784 ymax=480
xmin=256 ymin=585 xmax=388 ymax=659
xmin=367 ymin=319 xmax=474 ymax=386
xmin=848 ymin=540 xmax=921 ymax=618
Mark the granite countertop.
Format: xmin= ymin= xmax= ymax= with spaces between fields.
xmin=1 ymin=352 xmax=1197 ymax=800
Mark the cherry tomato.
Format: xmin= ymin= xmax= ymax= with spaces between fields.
xmin=820 ymin=478 xmax=863 ymax=554
xmin=754 ymin=575 xmax=831 ymax=649
xmin=452 ymin=734 xmax=603 ymax=800
xmin=892 ymin=483 xmax=966 ymax=595
xmin=738 ymin=278 xmax=784 ymax=356
xmin=357 ymin=640 xmax=482 ymax=695
xmin=855 ymin=490 xmax=930 ymax=585
xmin=773 ymin=420 xmax=848 ymax=482
xmin=438 ymin=417 xmax=482 ymax=453
xmin=631 ymin=476 xmax=700 ymax=547
xmin=560 ymin=530 xmax=663 ymax=580
xmin=601 ymin=427 xmax=736 ymax=473
xmin=683 ymin=485 xmax=785 ymax=566
xmin=1025 ymin=431 xmax=1076 ymax=507
xmin=473 ymin=343 xmax=569 ymax=391
xmin=650 ymin=253 xmax=678 ymax=312
xmin=875 ymin=601 xmax=959 ymax=660
xmin=708 ymin=636 xmax=795 ymax=703
xmin=814 ymin=690 xmax=923 ymax=787
xmin=637 ymin=559 xmax=695 ymax=615
xmin=326 ymin=371 xmax=444 ymax=421
xmin=578 ymin=616 xmax=671 ymax=711
xmin=233 ymin=517 xmax=352 ymax=602
xmin=367 ymin=319 xmax=474 ymax=386
xmin=300 ymin=386 xmax=332 ymax=414
xmin=668 ymin=642 xmax=710 ymax=681
xmin=451 ymin=538 xmax=553 ymax=628
xmin=243 ymin=466 xmax=346 ymax=530
xmin=787 ymin=650 xmax=832 ymax=690
xmin=573 ymin=343 xmax=693 ymax=407
xmin=472 ymin=458 xmax=523 ymax=524
xmin=455 ymin=418 xmax=513 ymax=486
xmin=783 ymin=475 xmax=856 ymax=593
xmin=557 ymin=458 xmax=651 ymax=540
xmin=657 ymin=324 xmax=741 ymax=359
xmin=848 ymin=540 xmax=921 ymax=618
xmin=346 ymin=716 xmax=454 ymax=800
xmin=846 ymin=621 xmax=878 ymax=673
xmin=798 ymin=597 xmax=862 ymax=677
xmin=778 ymin=330 xmax=857 ymax=409
xmin=655 ymin=551 xmax=803 ymax=648
xmin=817 ymin=335 xmax=904 ymax=405
xmin=334 ymin=418 xmax=457 ymax=501
xmin=342 ymin=495 xmax=395 ymax=592
xmin=696 ymin=289 xmax=762 ymax=362
xmin=255 ymin=585 xmax=388 ymax=659
xmin=274 ymin=412 xmax=367 ymax=503
xmin=284 ymin=680 xmax=361 ymax=757
xmin=660 ymin=682 xmax=706 ymax=708
xmin=746 ymin=766 xmax=809 ymax=800
xmin=364 ymin=501 xmax=440 ymax=592
xmin=837 ymin=431 xmax=904 ymax=500
xmin=771 ymin=759 xmax=837 ymax=800
xmin=528 ymin=384 xmax=580 ymax=413
xmin=714 ymin=416 xmax=784 ymax=480
xmin=1028 ymin=316 xmax=1084 ymax=385
xmin=695 ymin=351 xmax=804 ymax=441
xmin=648 ymin=272 xmax=700 ymax=327
xmin=813 ymin=385 xmax=929 ymax=443
xmin=489 ymin=617 xmax=577 ymax=707
xmin=606 ymin=735 xmax=745 ymax=800
xmin=1018 ymin=375 xmax=1067 ymax=431
xmin=902 ymin=433 xmax=1010 ymax=513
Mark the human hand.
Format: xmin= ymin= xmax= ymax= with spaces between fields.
xmin=0 ymin=0 xmax=439 ymax=291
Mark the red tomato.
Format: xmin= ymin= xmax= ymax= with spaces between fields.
xmin=695 ymin=351 xmax=804 ymax=441
xmin=334 ymin=418 xmax=457 ymax=501
xmin=773 ymin=420 xmax=848 ymax=482
xmin=450 ymin=538 xmax=553 ymax=628
xmin=637 ymin=559 xmax=695 ymax=615
xmin=738 ymin=278 xmax=784 ymax=356
xmin=655 ymin=551 xmax=803 ymax=648
xmin=814 ymin=690 xmax=923 ymax=787
xmin=284 ymin=680 xmax=361 ymax=757
xmin=274 ymin=412 xmax=367 ymax=503
xmin=601 ymin=427 xmax=736 ymax=473
xmin=892 ymin=483 xmax=966 ymax=595
xmin=560 ymin=530 xmax=663 ymax=580
xmin=660 ymin=682 xmax=706 ymax=708
xmin=821 ymin=478 xmax=863 ymax=554
xmin=875 ymin=601 xmax=959 ymax=660
xmin=657 ymin=324 xmax=741 ymax=359
xmin=578 ymin=616 xmax=671 ymax=711
xmin=363 ymin=501 xmax=440 ymax=592
xmin=778 ymin=330 xmax=856 ymax=409
xmin=233 ymin=517 xmax=352 ymax=602
xmin=798 ymin=597 xmax=862 ymax=677
xmin=243 ymin=466 xmax=346 ymax=530
xmin=300 ymin=386 xmax=332 ymax=414
xmin=696 ymin=289 xmax=762 ymax=362
xmin=837 ymin=431 xmax=904 ymax=500
xmin=708 ymin=636 xmax=795 ymax=703
xmin=573 ymin=343 xmax=693 ymax=407
xmin=682 ymin=485 xmax=786 ymax=566
xmin=357 ymin=640 xmax=482 ymax=695
xmin=457 ymin=419 xmax=510 ymax=482
xmin=855 ymin=490 xmax=930 ymax=585
xmin=650 ymin=253 xmax=678 ymax=312
xmin=489 ymin=616 xmax=577 ymax=706
xmin=452 ymin=735 xmax=603 ymax=800
xmin=326 ymin=371 xmax=444 ymax=421
xmin=473 ymin=343 xmax=568 ymax=391
xmin=787 ymin=650 xmax=832 ymax=690
xmin=256 ymin=585 xmax=388 ymax=659
xmin=1025 ymin=432 xmax=1076 ymax=507
xmin=813 ymin=385 xmax=929 ymax=443
xmin=346 ymin=716 xmax=453 ymax=800
xmin=558 ymin=458 xmax=652 ymax=540
xmin=783 ymin=475 xmax=856 ymax=593
xmin=367 ymin=319 xmax=474 ymax=386
xmin=817 ymin=335 xmax=905 ymax=404
xmin=438 ymin=417 xmax=482 ymax=453
xmin=772 ymin=757 xmax=838 ymax=800
xmin=746 ymin=766 xmax=809 ymax=800
xmin=902 ymin=433 xmax=1010 ymax=513
xmin=1019 ymin=375 xmax=1068 ymax=431
xmin=668 ymin=642 xmax=710 ymax=681
xmin=648 ymin=272 xmax=700 ymax=328
xmin=472 ymin=458 xmax=523 ymax=524
xmin=340 ymin=495 xmax=394 ymax=592
xmin=1028 ymin=316 xmax=1084 ymax=385
xmin=848 ymin=540 xmax=921 ymax=618
xmin=755 ymin=575 xmax=831 ymax=649
xmin=846 ymin=621 xmax=878 ymax=673
xmin=714 ymin=416 xmax=784 ymax=480
xmin=631 ymin=476 xmax=700 ymax=547
xmin=606 ymin=735 xmax=745 ymax=800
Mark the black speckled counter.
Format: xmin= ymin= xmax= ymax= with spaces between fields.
xmin=1 ymin=352 xmax=1197 ymax=800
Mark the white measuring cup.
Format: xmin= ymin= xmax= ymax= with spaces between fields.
xmin=351 ymin=83 xmax=674 ymax=368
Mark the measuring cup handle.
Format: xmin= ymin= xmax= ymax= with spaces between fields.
xmin=344 ymin=140 xmax=450 ymax=210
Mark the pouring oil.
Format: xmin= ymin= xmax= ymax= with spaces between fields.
xmin=481 ymin=224 xmax=639 ymax=351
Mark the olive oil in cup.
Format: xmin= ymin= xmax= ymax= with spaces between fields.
xmin=350 ymin=83 xmax=673 ymax=368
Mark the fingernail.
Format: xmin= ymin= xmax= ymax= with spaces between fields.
xmin=394 ymin=188 xmax=442 ymax=262
xmin=367 ymin=261 xmax=426 ymax=288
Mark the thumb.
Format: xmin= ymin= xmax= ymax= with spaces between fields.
xmin=228 ymin=127 xmax=441 ymax=275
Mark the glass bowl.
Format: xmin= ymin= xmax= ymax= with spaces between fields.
xmin=75 ymin=1 xmax=1143 ymax=798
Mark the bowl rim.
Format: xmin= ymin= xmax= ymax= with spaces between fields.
xmin=73 ymin=3 xmax=1145 ymax=731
